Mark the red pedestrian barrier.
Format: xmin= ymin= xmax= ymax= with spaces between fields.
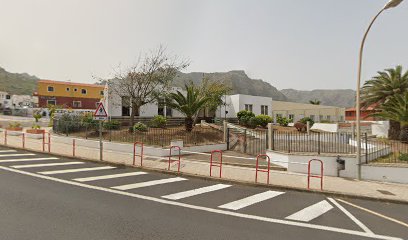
xmin=43 ymin=132 xmax=51 ymax=153
xmin=133 ymin=142 xmax=144 ymax=166
xmin=73 ymin=139 xmax=76 ymax=157
xmin=168 ymin=146 xmax=181 ymax=172
xmin=307 ymin=159 xmax=324 ymax=190
xmin=255 ymin=154 xmax=271 ymax=184
xmin=210 ymin=150 xmax=223 ymax=178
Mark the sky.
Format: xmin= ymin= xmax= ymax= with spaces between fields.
xmin=0 ymin=0 xmax=407 ymax=90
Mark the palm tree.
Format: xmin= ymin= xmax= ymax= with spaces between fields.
xmin=373 ymin=92 xmax=408 ymax=142
xmin=309 ymin=99 xmax=321 ymax=105
xmin=361 ymin=65 xmax=408 ymax=139
xmin=166 ymin=84 xmax=210 ymax=132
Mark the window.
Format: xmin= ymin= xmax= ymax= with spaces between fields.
xmin=310 ymin=115 xmax=315 ymax=121
xmin=100 ymin=90 xmax=104 ymax=96
xmin=326 ymin=115 xmax=331 ymax=121
xmin=261 ymin=105 xmax=268 ymax=115
xmin=288 ymin=114 xmax=294 ymax=120
xmin=66 ymin=87 xmax=70 ymax=92
xmin=47 ymin=86 xmax=54 ymax=92
xmin=74 ymin=88 xmax=78 ymax=92
xmin=340 ymin=116 xmax=344 ymax=122
xmin=121 ymin=96 xmax=130 ymax=116
xmin=6 ymin=95 xmax=11 ymax=99
xmin=276 ymin=114 xmax=282 ymax=118
xmin=244 ymin=104 xmax=253 ymax=112
xmin=81 ymin=89 xmax=87 ymax=94
xmin=73 ymin=101 xmax=82 ymax=108
xmin=319 ymin=115 xmax=323 ymax=121
xmin=47 ymin=100 xmax=56 ymax=105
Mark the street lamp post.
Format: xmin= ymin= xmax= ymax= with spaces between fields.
xmin=356 ymin=0 xmax=403 ymax=180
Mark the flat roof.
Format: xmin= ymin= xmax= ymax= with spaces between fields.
xmin=38 ymin=79 xmax=104 ymax=88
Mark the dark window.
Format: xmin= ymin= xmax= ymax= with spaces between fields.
xmin=6 ymin=95 xmax=11 ymax=100
xmin=73 ymin=101 xmax=81 ymax=108
xmin=74 ymin=88 xmax=78 ymax=92
xmin=121 ymin=96 xmax=130 ymax=116
xmin=66 ymin=87 xmax=70 ymax=91
xmin=81 ymin=89 xmax=87 ymax=94
xmin=47 ymin=86 xmax=54 ymax=92
xmin=47 ymin=100 xmax=56 ymax=105
xmin=100 ymin=90 xmax=104 ymax=96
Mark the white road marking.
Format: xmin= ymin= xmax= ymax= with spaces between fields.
xmin=0 ymin=150 xmax=17 ymax=153
xmin=12 ymin=162 xmax=84 ymax=169
xmin=0 ymin=153 xmax=35 ymax=157
xmin=112 ymin=177 xmax=187 ymax=190
xmin=73 ymin=172 xmax=147 ymax=182
xmin=336 ymin=198 xmax=408 ymax=229
xmin=218 ymin=191 xmax=285 ymax=210
xmin=39 ymin=166 xmax=115 ymax=175
xmin=0 ymin=157 xmax=59 ymax=163
xmin=327 ymin=198 xmax=374 ymax=235
xmin=162 ymin=184 xmax=231 ymax=200
xmin=286 ymin=200 xmax=333 ymax=222
xmin=0 ymin=165 xmax=401 ymax=240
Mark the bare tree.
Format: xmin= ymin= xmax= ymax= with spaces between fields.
xmin=107 ymin=46 xmax=189 ymax=125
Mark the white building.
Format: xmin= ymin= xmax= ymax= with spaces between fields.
xmin=216 ymin=94 xmax=273 ymax=118
xmin=10 ymin=95 xmax=38 ymax=108
xmin=102 ymin=84 xmax=184 ymax=118
xmin=0 ymin=91 xmax=11 ymax=109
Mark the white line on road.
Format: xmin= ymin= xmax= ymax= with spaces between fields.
xmin=336 ymin=198 xmax=408 ymax=229
xmin=0 ymin=154 xmax=35 ymax=157
xmin=12 ymin=162 xmax=84 ymax=169
xmin=0 ymin=157 xmax=59 ymax=163
xmin=39 ymin=166 xmax=116 ymax=175
xmin=73 ymin=172 xmax=147 ymax=182
xmin=112 ymin=177 xmax=187 ymax=190
xmin=0 ymin=165 xmax=401 ymax=240
xmin=327 ymin=198 xmax=374 ymax=235
xmin=162 ymin=184 xmax=231 ymax=200
xmin=0 ymin=150 xmax=17 ymax=153
xmin=285 ymin=200 xmax=333 ymax=222
xmin=218 ymin=191 xmax=285 ymax=210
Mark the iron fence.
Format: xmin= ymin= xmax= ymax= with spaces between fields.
xmin=53 ymin=119 xmax=223 ymax=147
xmin=227 ymin=128 xmax=268 ymax=156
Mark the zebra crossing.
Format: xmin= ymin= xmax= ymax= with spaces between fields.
xmin=0 ymin=148 xmax=365 ymax=229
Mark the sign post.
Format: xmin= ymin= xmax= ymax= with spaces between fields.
xmin=93 ymin=102 xmax=108 ymax=161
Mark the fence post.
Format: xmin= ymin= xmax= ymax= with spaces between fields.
xmin=226 ymin=128 xmax=230 ymax=150
xmin=109 ymin=128 xmax=112 ymax=142
xmin=272 ymin=129 xmax=275 ymax=151
xmin=223 ymin=121 xmax=228 ymax=142
xmin=244 ymin=129 xmax=247 ymax=153
xmin=22 ymin=133 xmax=25 ymax=148
xmin=4 ymin=130 xmax=7 ymax=145
xmin=73 ymin=139 xmax=76 ymax=157
xmin=287 ymin=132 xmax=291 ymax=153
xmin=318 ymin=132 xmax=321 ymax=155
xmin=267 ymin=123 xmax=272 ymax=150
xmin=365 ymin=132 xmax=368 ymax=164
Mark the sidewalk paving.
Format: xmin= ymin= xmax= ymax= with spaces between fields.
xmin=1 ymin=130 xmax=408 ymax=203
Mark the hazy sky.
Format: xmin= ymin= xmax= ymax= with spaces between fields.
xmin=1 ymin=0 xmax=407 ymax=90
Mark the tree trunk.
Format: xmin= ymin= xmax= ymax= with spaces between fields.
xmin=130 ymin=105 xmax=140 ymax=126
xmin=185 ymin=117 xmax=193 ymax=132
xmin=389 ymin=120 xmax=401 ymax=140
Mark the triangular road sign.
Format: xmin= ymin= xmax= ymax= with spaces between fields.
xmin=94 ymin=102 xmax=108 ymax=118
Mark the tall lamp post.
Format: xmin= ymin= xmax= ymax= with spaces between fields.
xmin=356 ymin=0 xmax=403 ymax=180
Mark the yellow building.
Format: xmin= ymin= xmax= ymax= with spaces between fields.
xmin=35 ymin=80 xmax=104 ymax=109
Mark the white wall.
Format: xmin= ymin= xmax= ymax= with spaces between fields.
xmin=311 ymin=123 xmax=339 ymax=133
xmin=216 ymin=94 xmax=273 ymax=118
xmin=371 ymin=121 xmax=389 ymax=138
xmin=362 ymin=165 xmax=408 ymax=184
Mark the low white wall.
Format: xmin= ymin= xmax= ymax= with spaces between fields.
xmin=311 ymin=123 xmax=338 ymax=133
xmin=266 ymin=150 xmax=358 ymax=178
xmin=362 ymin=165 xmax=408 ymax=184
xmin=371 ymin=121 xmax=389 ymax=138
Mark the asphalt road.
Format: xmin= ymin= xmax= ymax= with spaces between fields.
xmin=0 ymin=146 xmax=407 ymax=240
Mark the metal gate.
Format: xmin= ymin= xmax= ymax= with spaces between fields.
xmin=226 ymin=127 xmax=268 ymax=156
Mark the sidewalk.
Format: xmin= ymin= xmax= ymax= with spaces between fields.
xmin=1 ymin=130 xmax=408 ymax=203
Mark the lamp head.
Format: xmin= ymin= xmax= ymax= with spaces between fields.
xmin=384 ymin=0 xmax=403 ymax=9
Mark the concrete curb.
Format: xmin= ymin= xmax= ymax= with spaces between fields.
xmin=3 ymin=144 xmax=408 ymax=205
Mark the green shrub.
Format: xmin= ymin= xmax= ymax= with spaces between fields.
xmin=399 ymin=152 xmax=408 ymax=161
xmin=33 ymin=112 xmax=42 ymax=122
xmin=56 ymin=113 xmax=83 ymax=133
xmin=103 ymin=120 xmax=121 ymax=130
xmin=320 ymin=119 xmax=332 ymax=123
xmin=81 ymin=113 xmax=98 ymax=129
xmin=255 ymin=114 xmax=273 ymax=127
xmin=300 ymin=117 xmax=315 ymax=128
xmin=150 ymin=115 xmax=167 ymax=128
xmin=8 ymin=122 xmax=21 ymax=128
xmin=277 ymin=116 xmax=291 ymax=127
xmin=133 ymin=122 xmax=148 ymax=132
xmin=247 ymin=117 xmax=261 ymax=128
xmin=32 ymin=124 xmax=41 ymax=129
xmin=237 ymin=110 xmax=255 ymax=126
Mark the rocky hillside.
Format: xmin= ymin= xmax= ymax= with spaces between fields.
xmin=173 ymin=70 xmax=288 ymax=101
xmin=0 ymin=67 xmax=38 ymax=95
xmin=281 ymin=89 xmax=356 ymax=108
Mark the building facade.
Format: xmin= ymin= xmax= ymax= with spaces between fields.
xmin=216 ymin=94 xmax=273 ymax=119
xmin=271 ymin=101 xmax=345 ymax=123
xmin=345 ymin=104 xmax=379 ymax=121
xmin=35 ymin=80 xmax=104 ymax=109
